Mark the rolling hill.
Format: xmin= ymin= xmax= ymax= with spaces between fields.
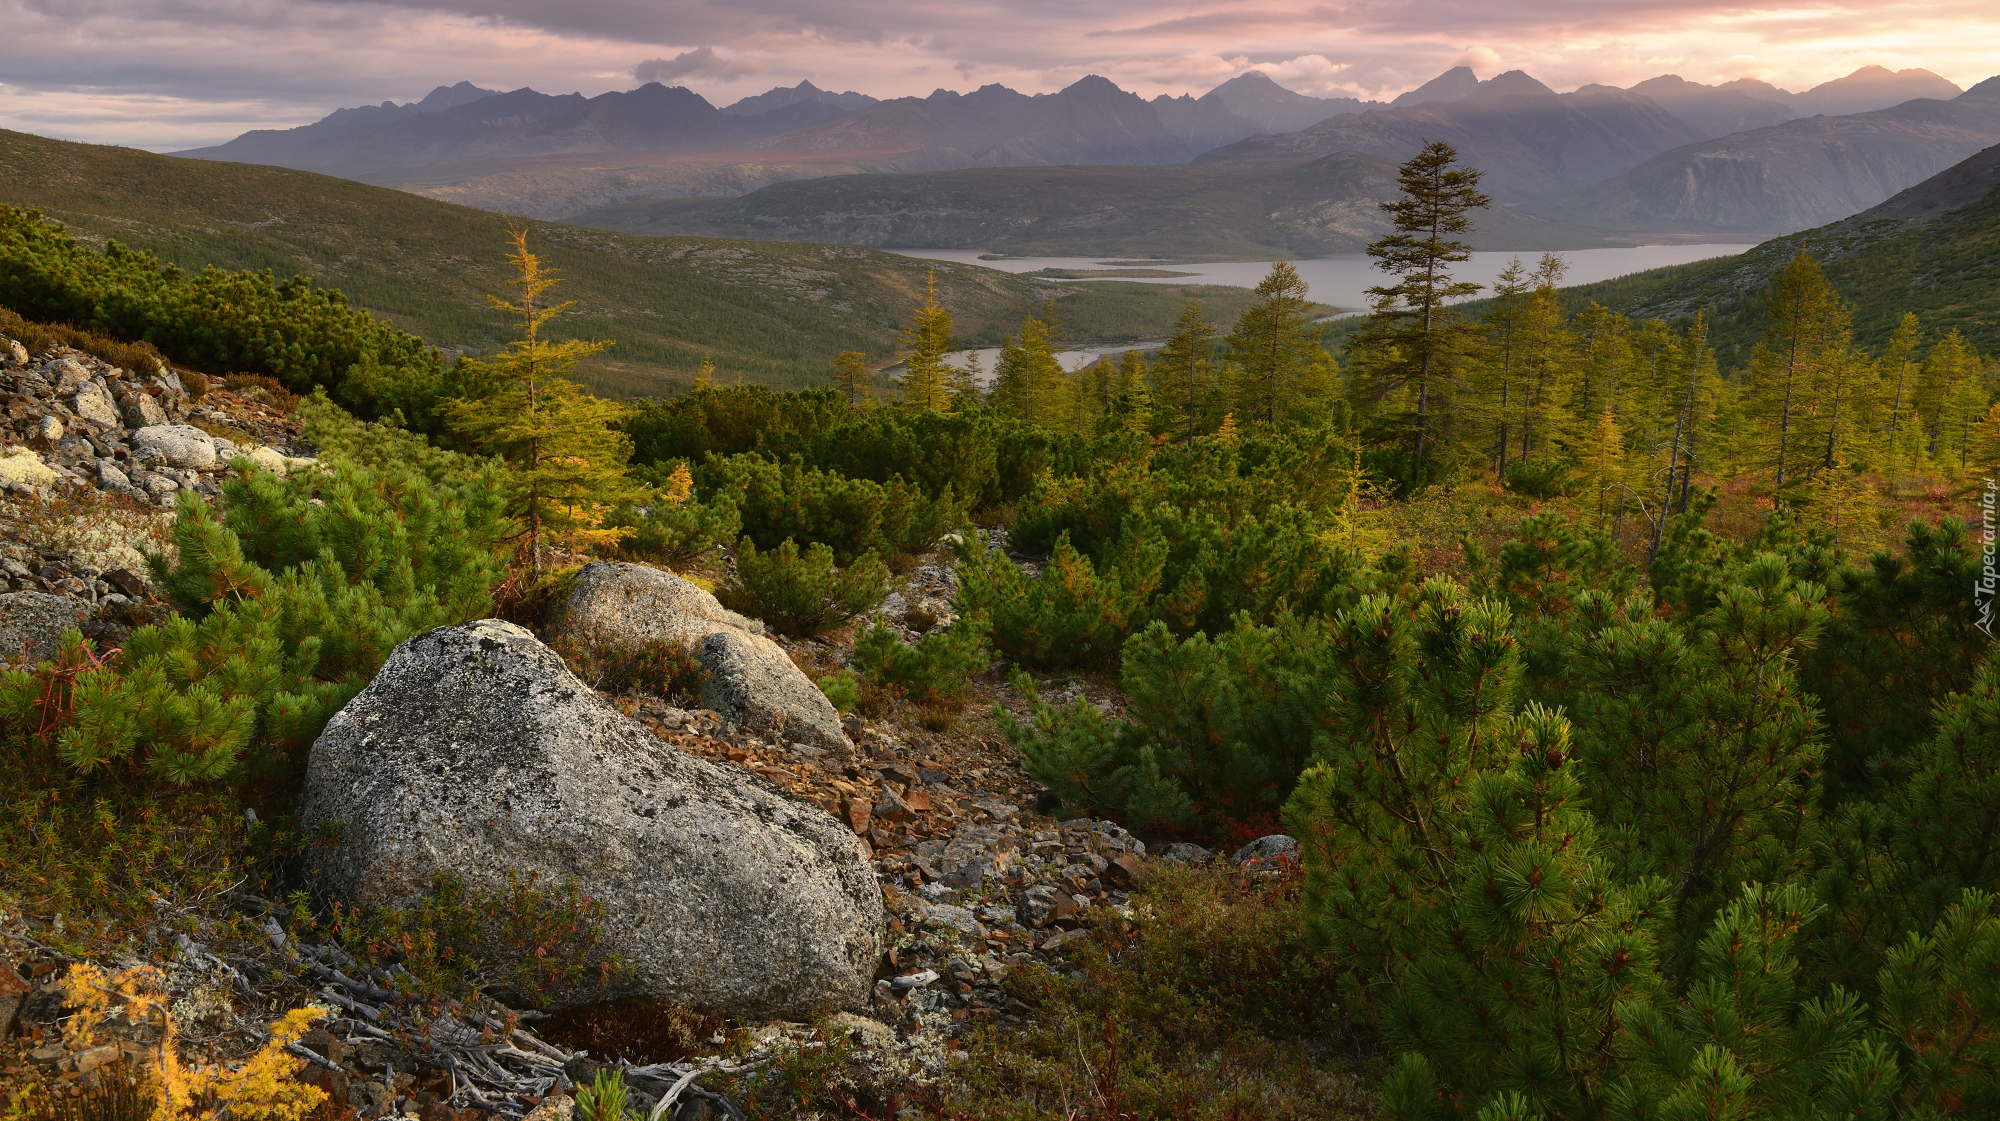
xmin=572 ymin=154 xmax=1615 ymax=258
xmin=1558 ymin=142 xmax=2000 ymax=366
xmin=0 ymin=128 xmax=1263 ymax=395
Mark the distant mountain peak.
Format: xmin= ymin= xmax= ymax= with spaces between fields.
xmin=1468 ymin=70 xmax=1558 ymax=102
xmin=1391 ymin=66 xmax=1480 ymax=108
xmin=719 ymin=81 xmax=877 ymax=117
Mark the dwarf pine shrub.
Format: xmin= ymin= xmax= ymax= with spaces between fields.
xmin=717 ymin=537 xmax=885 ymax=637
xmin=852 ymin=613 xmax=992 ymax=704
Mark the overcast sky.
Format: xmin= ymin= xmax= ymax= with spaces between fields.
xmin=1 ymin=0 xmax=1994 ymax=151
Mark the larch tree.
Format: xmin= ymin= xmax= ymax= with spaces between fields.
xmin=1225 ymin=261 xmax=1331 ymax=428
xmin=831 ymin=350 xmax=875 ymax=408
xmin=1884 ymin=312 xmax=1922 ymax=437
xmin=1746 ymin=253 xmax=1851 ymax=490
xmin=1349 ymin=141 xmax=1492 ymax=488
xmin=991 ymin=307 xmax=1071 ymax=429
xmin=1154 ymin=301 xmax=1219 ymax=444
xmin=447 ymin=218 xmax=638 ymax=571
xmin=896 ymin=269 xmax=955 ymax=411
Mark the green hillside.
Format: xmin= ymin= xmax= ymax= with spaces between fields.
xmin=0 ymin=128 xmax=1262 ymax=394
xmin=1557 ymin=174 xmax=2000 ymax=369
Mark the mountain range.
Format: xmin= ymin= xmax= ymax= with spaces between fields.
xmin=174 ymin=64 xmax=1983 ymax=243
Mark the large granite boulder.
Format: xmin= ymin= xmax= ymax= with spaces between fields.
xmin=298 ymin=619 xmax=884 ymax=1018
xmin=556 ymin=561 xmax=849 ymax=752
xmin=0 ymin=591 xmax=84 ymax=664
xmin=131 ymin=425 xmax=218 ymax=470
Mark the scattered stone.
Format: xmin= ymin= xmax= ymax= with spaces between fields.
xmin=1232 ymin=834 xmax=1299 ymax=867
xmin=300 ymin=619 xmax=885 ymax=1019
xmin=117 ymin=388 xmax=169 ymax=429
xmin=68 ymin=382 xmax=122 ymax=428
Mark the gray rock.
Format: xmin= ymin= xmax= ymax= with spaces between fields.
xmin=0 ymin=591 xmax=84 ymax=664
xmin=298 ymin=619 xmax=884 ymax=1019
xmin=131 ymin=425 xmax=218 ymax=469
xmin=699 ymin=629 xmax=849 ymax=753
xmin=1159 ymin=842 xmax=1214 ymax=864
xmin=560 ymin=559 xmax=763 ymax=641
xmin=139 ymin=473 xmax=180 ymax=500
xmin=556 ymin=561 xmax=848 ymax=752
xmin=1231 ymin=834 xmax=1299 ymax=866
xmin=68 ymin=383 xmax=121 ymax=428
xmin=923 ymin=902 xmax=981 ymax=936
xmin=42 ymin=358 xmax=91 ymax=396
xmin=1017 ymin=884 xmax=1059 ymax=928
xmin=117 ymin=389 xmax=168 ymax=429
xmin=96 ymin=460 xmax=131 ymax=487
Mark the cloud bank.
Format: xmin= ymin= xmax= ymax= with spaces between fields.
xmin=1 ymin=0 xmax=1993 ymax=150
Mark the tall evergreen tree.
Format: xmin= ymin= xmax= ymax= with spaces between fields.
xmin=447 ymin=219 xmax=637 ymax=570
xmin=1349 ymin=141 xmax=1492 ymax=487
xmin=896 ymin=269 xmax=955 ymax=411
xmin=1155 ymin=301 xmax=1219 ymax=444
xmin=1225 ymin=262 xmax=1332 ymax=428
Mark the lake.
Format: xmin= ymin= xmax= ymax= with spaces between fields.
xmin=881 ymin=243 xmax=1755 ymax=382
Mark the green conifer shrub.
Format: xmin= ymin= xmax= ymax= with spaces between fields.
xmin=716 ymin=537 xmax=886 ymax=637
xmin=609 ymin=493 xmax=741 ymax=566
xmin=852 ymin=614 xmax=992 ymax=705
xmin=956 ymin=533 xmax=1160 ymax=671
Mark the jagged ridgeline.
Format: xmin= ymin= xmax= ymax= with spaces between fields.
xmin=0 ymin=127 xmax=1271 ymax=395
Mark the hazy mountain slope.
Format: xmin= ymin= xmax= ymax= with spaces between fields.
xmin=1148 ymin=95 xmax=1264 ymax=151
xmin=1794 ymin=65 xmax=1963 ymax=117
xmin=177 ymin=87 xmax=587 ymax=173
xmin=1200 ymin=71 xmax=1375 ymax=132
xmin=1391 ymin=67 xmax=1479 ymax=108
xmin=304 ymin=82 xmax=502 ymax=138
xmin=1560 ymin=141 xmax=2000 ymax=363
xmin=571 ymin=154 xmax=1612 ymax=259
xmin=978 ymin=76 xmax=1193 ymax=165
xmin=1200 ymin=70 xmax=1702 ymax=200
xmin=1558 ymin=78 xmax=2000 ymax=236
xmin=721 ymin=81 xmax=877 ymax=116
xmin=0 ymin=128 xmax=1240 ymax=392
xmin=1621 ymin=76 xmax=1798 ymax=139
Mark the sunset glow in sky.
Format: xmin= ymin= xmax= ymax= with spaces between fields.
xmin=1 ymin=0 xmax=1995 ymax=150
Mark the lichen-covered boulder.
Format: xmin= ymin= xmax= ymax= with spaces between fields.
xmin=0 ymin=591 xmax=84 ymax=664
xmin=298 ymin=619 xmax=884 ymax=1018
xmin=556 ymin=561 xmax=848 ymax=751
xmin=131 ymin=425 xmax=217 ymax=470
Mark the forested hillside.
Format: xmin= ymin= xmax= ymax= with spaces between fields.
xmin=1564 ymin=142 xmax=2000 ymax=368
xmin=0 ymin=128 xmax=1256 ymax=394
